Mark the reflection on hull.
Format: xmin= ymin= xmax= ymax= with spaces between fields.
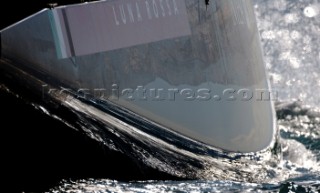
xmin=0 ymin=0 xmax=276 ymax=152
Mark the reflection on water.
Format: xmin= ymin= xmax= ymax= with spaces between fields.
xmin=255 ymin=0 xmax=320 ymax=105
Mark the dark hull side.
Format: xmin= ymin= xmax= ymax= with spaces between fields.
xmin=0 ymin=0 xmax=276 ymax=153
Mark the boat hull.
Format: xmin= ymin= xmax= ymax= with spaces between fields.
xmin=0 ymin=0 xmax=276 ymax=153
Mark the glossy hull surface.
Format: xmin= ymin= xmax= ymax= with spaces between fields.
xmin=0 ymin=0 xmax=275 ymax=152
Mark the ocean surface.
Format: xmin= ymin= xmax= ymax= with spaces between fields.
xmin=1 ymin=0 xmax=320 ymax=192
